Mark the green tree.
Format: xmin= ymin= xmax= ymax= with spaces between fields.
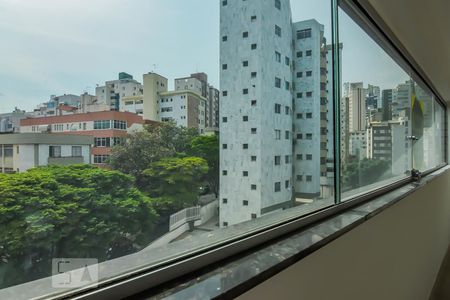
xmin=189 ymin=134 xmax=220 ymax=197
xmin=342 ymin=158 xmax=391 ymax=191
xmin=0 ymin=165 xmax=157 ymax=288
xmin=109 ymin=122 xmax=198 ymax=183
xmin=141 ymin=157 xmax=208 ymax=216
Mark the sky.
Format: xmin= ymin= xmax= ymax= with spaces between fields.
xmin=0 ymin=0 xmax=409 ymax=113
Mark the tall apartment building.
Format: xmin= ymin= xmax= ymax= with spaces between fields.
xmin=366 ymin=84 xmax=380 ymax=109
xmin=96 ymin=72 xmax=144 ymax=111
xmin=220 ymin=0 xmax=294 ymax=226
xmin=20 ymin=111 xmax=149 ymax=165
xmin=292 ymin=19 xmax=328 ymax=199
xmin=381 ymin=89 xmax=394 ymax=121
xmin=347 ymin=82 xmax=367 ymax=132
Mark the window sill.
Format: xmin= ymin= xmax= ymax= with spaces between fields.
xmin=135 ymin=165 xmax=449 ymax=299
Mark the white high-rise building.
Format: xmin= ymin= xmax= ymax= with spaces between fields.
xmin=347 ymin=82 xmax=367 ymax=132
xmin=220 ymin=0 xmax=294 ymax=227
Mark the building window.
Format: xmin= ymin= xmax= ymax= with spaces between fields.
xmin=243 ymin=200 xmax=249 ymax=206
xmin=296 ymin=72 xmax=303 ymax=78
xmin=275 ymin=129 xmax=281 ymax=140
xmin=297 ymin=133 xmax=303 ymax=140
xmin=306 ymin=113 xmax=313 ymax=118
xmin=306 ymin=154 xmax=313 ymax=160
xmin=222 ymin=0 xmax=227 ymax=6
xmin=243 ymin=60 xmax=249 ymax=67
xmin=223 ymin=117 xmax=227 ymax=123
xmin=222 ymin=198 xmax=228 ymax=204
xmin=243 ymin=31 xmax=248 ymax=38
xmin=275 ymin=25 xmax=281 ymax=37
xmin=251 ymin=213 xmax=257 ymax=219
xmin=297 ymin=154 xmax=303 ymax=160
xmin=251 ymin=128 xmax=257 ymax=134
xmin=296 ymin=51 xmax=302 ymax=58
xmin=94 ymin=155 xmax=110 ymax=164
xmin=222 ymin=35 xmax=227 ymax=42
xmin=306 ymin=71 xmax=312 ymax=77
xmin=222 ymin=64 xmax=227 ymax=70
xmin=297 ymin=175 xmax=303 ymax=181
xmin=223 ymin=170 xmax=228 ymax=176
xmin=243 ymin=88 xmax=249 ymax=95
xmin=223 ymin=222 xmax=228 ymax=227
xmin=285 ymin=130 xmax=290 ymax=140
xmin=222 ymin=91 xmax=228 ymax=96
xmin=243 ymin=171 xmax=249 ymax=177
xmin=71 ymin=146 xmax=82 ymax=157
xmin=251 ymin=43 xmax=257 ymax=50
xmin=274 ymin=156 xmax=281 ymax=165
xmin=275 ymin=0 xmax=281 ymax=9
xmin=306 ymin=133 xmax=313 ymax=140
xmin=285 ymin=81 xmax=290 ymax=90
xmin=251 ymin=184 xmax=257 ymax=190
xmin=285 ymin=106 xmax=290 ymax=115
xmin=306 ymin=91 xmax=313 ymax=97
xmin=243 ymin=144 xmax=248 ymax=149
xmin=285 ymin=180 xmax=290 ymax=189
xmin=285 ymin=155 xmax=290 ymax=164
xmin=251 ymin=15 xmax=256 ymax=22
xmin=274 ymin=182 xmax=281 ymax=192
xmin=306 ymin=175 xmax=312 ymax=182
xmin=251 ymin=100 xmax=257 ymax=106
xmin=297 ymin=113 xmax=303 ymax=119
xmin=275 ymin=77 xmax=281 ymax=88
xmin=285 ymin=57 xmax=290 ymax=66
xmin=243 ymin=116 xmax=249 ymax=122
xmin=251 ymin=156 xmax=257 ymax=161
xmin=297 ymin=28 xmax=312 ymax=39
xmin=222 ymin=144 xmax=227 ymax=149
xmin=275 ymin=103 xmax=281 ymax=114
xmin=275 ymin=51 xmax=281 ymax=62
xmin=306 ymin=50 xmax=312 ymax=56
xmin=49 ymin=146 xmax=61 ymax=158
xmin=297 ymin=92 xmax=303 ymax=98
xmin=251 ymin=72 xmax=257 ymax=78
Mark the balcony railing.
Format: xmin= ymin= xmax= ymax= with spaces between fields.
xmin=169 ymin=206 xmax=201 ymax=232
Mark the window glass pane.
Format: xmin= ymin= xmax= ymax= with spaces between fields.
xmin=411 ymin=82 xmax=446 ymax=171
xmin=338 ymin=7 xmax=413 ymax=199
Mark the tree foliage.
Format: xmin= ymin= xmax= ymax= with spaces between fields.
xmin=141 ymin=157 xmax=208 ymax=215
xmin=0 ymin=165 xmax=157 ymax=288
xmin=342 ymin=158 xmax=391 ymax=191
xmin=189 ymin=135 xmax=220 ymax=196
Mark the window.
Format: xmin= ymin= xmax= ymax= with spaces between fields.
xmin=243 ymin=31 xmax=248 ymax=38
xmin=285 ymin=57 xmax=290 ymax=66
xmin=94 ymin=155 xmax=110 ymax=164
xmin=306 ymin=133 xmax=313 ymax=140
xmin=243 ymin=88 xmax=249 ymax=94
xmin=275 ymin=77 xmax=281 ymax=88
xmin=222 ymin=0 xmax=227 ymax=6
xmin=251 ymin=43 xmax=257 ymax=50
xmin=49 ymin=146 xmax=61 ymax=158
xmin=274 ymin=182 xmax=281 ymax=192
xmin=285 ymin=155 xmax=290 ymax=164
xmin=70 ymin=146 xmax=82 ymax=157
xmin=297 ymin=113 xmax=303 ymax=119
xmin=222 ymin=198 xmax=228 ymax=204
xmin=222 ymin=144 xmax=227 ymax=149
xmin=296 ymin=72 xmax=303 ymax=78
xmin=306 ymin=50 xmax=312 ymax=56
xmin=306 ymin=71 xmax=312 ymax=77
xmin=222 ymin=91 xmax=228 ymax=96
xmin=306 ymin=175 xmax=312 ymax=182
xmin=296 ymin=51 xmax=303 ymax=58
xmin=251 ymin=156 xmax=257 ymax=162
xmin=297 ymin=92 xmax=303 ymax=98
xmin=251 ymin=100 xmax=257 ymax=106
xmin=243 ymin=116 xmax=249 ymax=122
xmin=222 ymin=117 xmax=227 ymax=123
xmin=251 ymin=15 xmax=257 ymax=22
xmin=251 ymin=72 xmax=257 ymax=78
xmin=275 ymin=51 xmax=281 ymax=62
xmin=285 ymin=106 xmax=290 ymax=115
xmin=285 ymin=131 xmax=290 ymax=140
xmin=243 ymin=144 xmax=248 ymax=149
xmin=275 ymin=129 xmax=281 ymax=140
xmin=275 ymin=25 xmax=281 ymax=37
xmin=285 ymin=180 xmax=290 ymax=189
xmin=297 ymin=28 xmax=312 ymax=39
xmin=275 ymin=0 xmax=281 ymax=10
xmin=274 ymin=156 xmax=281 ymax=165
xmin=297 ymin=133 xmax=303 ymax=140
xmin=297 ymin=175 xmax=303 ymax=181
xmin=251 ymin=184 xmax=257 ymax=190
xmin=222 ymin=35 xmax=227 ymax=41
xmin=285 ymin=81 xmax=290 ymax=90
xmin=222 ymin=64 xmax=227 ymax=70
xmin=306 ymin=154 xmax=312 ymax=160
xmin=222 ymin=170 xmax=228 ymax=175
xmin=306 ymin=113 xmax=312 ymax=118
xmin=306 ymin=91 xmax=313 ymax=97
xmin=243 ymin=60 xmax=249 ymax=67
xmin=243 ymin=171 xmax=248 ymax=177
xmin=275 ymin=103 xmax=281 ymax=114
xmin=243 ymin=200 xmax=249 ymax=206
xmin=297 ymin=154 xmax=303 ymax=160
xmin=251 ymin=128 xmax=257 ymax=134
